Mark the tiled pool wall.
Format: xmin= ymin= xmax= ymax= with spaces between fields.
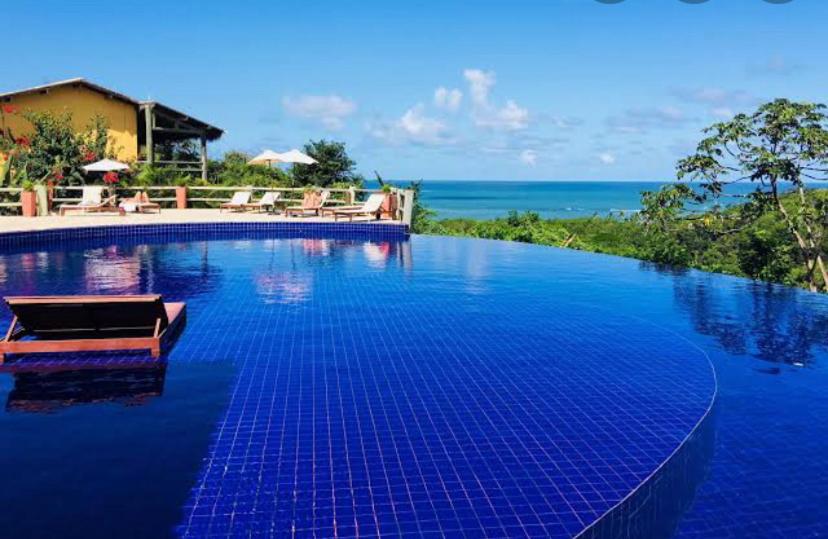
xmin=0 ymin=221 xmax=409 ymax=250
xmin=577 ymin=405 xmax=717 ymax=539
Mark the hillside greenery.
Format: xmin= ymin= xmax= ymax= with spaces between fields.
xmin=418 ymin=98 xmax=828 ymax=293
xmin=424 ymin=187 xmax=827 ymax=291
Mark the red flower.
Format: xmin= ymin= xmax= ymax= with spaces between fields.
xmin=1 ymin=104 xmax=17 ymax=115
xmin=103 ymin=171 xmax=119 ymax=184
xmin=82 ymin=150 xmax=97 ymax=162
xmin=53 ymin=171 xmax=65 ymax=182
xmin=14 ymin=136 xmax=30 ymax=148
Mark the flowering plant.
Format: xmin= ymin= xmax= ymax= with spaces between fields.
xmin=1 ymin=110 xmax=111 ymax=187
xmin=103 ymin=171 xmax=119 ymax=185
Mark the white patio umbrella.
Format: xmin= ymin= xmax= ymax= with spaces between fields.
xmin=278 ymin=149 xmax=318 ymax=165
xmin=248 ymin=150 xmax=286 ymax=166
xmin=82 ymin=158 xmax=130 ymax=172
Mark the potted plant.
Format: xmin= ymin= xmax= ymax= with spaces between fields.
xmin=20 ymin=180 xmax=37 ymax=217
xmin=380 ymin=183 xmax=398 ymax=219
xmin=302 ymin=185 xmax=320 ymax=207
xmin=175 ymin=177 xmax=189 ymax=209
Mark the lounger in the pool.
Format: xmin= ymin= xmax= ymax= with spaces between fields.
xmin=0 ymin=295 xmax=186 ymax=363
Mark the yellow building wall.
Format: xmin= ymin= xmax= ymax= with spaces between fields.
xmin=1 ymin=85 xmax=138 ymax=161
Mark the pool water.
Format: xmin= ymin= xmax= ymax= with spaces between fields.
xmin=0 ymin=230 xmax=825 ymax=538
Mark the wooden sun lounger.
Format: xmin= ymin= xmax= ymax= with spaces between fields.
xmin=285 ymin=190 xmax=330 ymax=217
xmin=0 ymin=295 xmax=186 ymax=363
xmin=330 ymin=193 xmax=386 ymax=222
xmin=242 ymin=191 xmax=281 ymax=213
xmin=220 ymin=191 xmax=252 ymax=212
xmin=120 ymin=192 xmax=161 ymax=214
xmin=60 ymin=195 xmax=123 ymax=216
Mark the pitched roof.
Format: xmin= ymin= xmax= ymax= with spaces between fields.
xmin=0 ymin=78 xmax=223 ymax=140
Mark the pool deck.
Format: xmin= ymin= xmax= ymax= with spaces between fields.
xmin=0 ymin=210 xmax=405 ymax=234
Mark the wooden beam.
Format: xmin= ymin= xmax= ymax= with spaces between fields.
xmin=200 ymin=133 xmax=208 ymax=181
xmin=151 ymin=127 xmax=204 ymax=136
xmin=144 ymin=104 xmax=154 ymax=164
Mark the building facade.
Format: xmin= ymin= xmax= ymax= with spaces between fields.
xmin=0 ymin=78 xmax=222 ymax=179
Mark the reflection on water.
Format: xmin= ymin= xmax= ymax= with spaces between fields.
xmin=254 ymin=239 xmax=412 ymax=303
xmin=0 ymin=242 xmax=225 ymax=298
xmin=255 ymin=272 xmax=313 ymax=304
xmin=670 ymin=273 xmax=828 ymax=368
xmin=6 ymin=363 xmax=166 ymax=414
xmin=84 ymin=246 xmax=143 ymax=293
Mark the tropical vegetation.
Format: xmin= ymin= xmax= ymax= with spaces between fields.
xmin=416 ymin=99 xmax=828 ymax=293
xmin=0 ymin=106 xmax=363 ymax=190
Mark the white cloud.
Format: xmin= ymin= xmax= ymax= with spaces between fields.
xmin=474 ymin=100 xmax=529 ymax=131
xmin=282 ymin=95 xmax=356 ymax=130
xmin=519 ymin=149 xmax=537 ymax=166
xmin=607 ymin=106 xmax=690 ymax=134
xmin=657 ymin=106 xmax=685 ymax=122
xmin=434 ymin=87 xmax=462 ymax=112
xmin=368 ymin=104 xmax=450 ymax=146
xmin=673 ymin=87 xmax=755 ymax=106
xmin=463 ymin=68 xmax=529 ymax=131
xmin=463 ymin=69 xmax=496 ymax=106
xmin=399 ymin=105 xmax=447 ymax=143
xmin=598 ymin=152 xmax=616 ymax=165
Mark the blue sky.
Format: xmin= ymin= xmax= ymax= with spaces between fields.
xmin=6 ymin=0 xmax=827 ymax=180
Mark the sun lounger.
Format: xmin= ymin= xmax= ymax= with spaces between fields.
xmin=243 ymin=191 xmax=281 ymax=213
xmin=285 ymin=190 xmax=330 ymax=217
xmin=0 ymin=295 xmax=186 ymax=363
xmin=120 ymin=191 xmax=161 ymax=214
xmin=59 ymin=186 xmax=122 ymax=216
xmin=220 ymin=191 xmax=252 ymax=212
xmin=330 ymin=193 xmax=386 ymax=221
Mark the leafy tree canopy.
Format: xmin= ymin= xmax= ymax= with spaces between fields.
xmin=666 ymin=99 xmax=828 ymax=292
xmin=291 ymin=140 xmax=363 ymax=187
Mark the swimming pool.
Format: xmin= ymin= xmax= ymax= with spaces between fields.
xmin=0 ymin=226 xmax=825 ymax=538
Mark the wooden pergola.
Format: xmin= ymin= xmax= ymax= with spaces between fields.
xmin=138 ymin=102 xmax=223 ymax=180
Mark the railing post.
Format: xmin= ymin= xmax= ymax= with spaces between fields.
xmin=348 ymin=186 xmax=356 ymax=205
xmin=401 ymin=189 xmax=414 ymax=226
xmin=200 ymin=133 xmax=208 ymax=181
xmin=34 ymin=184 xmax=49 ymax=216
xmin=176 ymin=186 xmax=188 ymax=209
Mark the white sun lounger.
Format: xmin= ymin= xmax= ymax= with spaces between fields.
xmin=59 ymin=186 xmax=120 ymax=216
xmin=220 ymin=191 xmax=252 ymax=212
xmin=330 ymin=193 xmax=386 ymax=222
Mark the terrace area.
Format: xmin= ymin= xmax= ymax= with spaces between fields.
xmin=0 ymin=185 xmax=414 ymax=233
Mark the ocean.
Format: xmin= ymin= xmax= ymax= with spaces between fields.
xmin=394 ymin=180 xmax=761 ymax=220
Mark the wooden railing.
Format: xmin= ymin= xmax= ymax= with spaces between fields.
xmin=0 ymin=187 xmax=23 ymax=214
xmin=49 ymin=185 xmax=416 ymax=225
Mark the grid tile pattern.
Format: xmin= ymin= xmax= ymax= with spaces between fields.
xmin=0 ymin=229 xmax=716 ymax=538
xmin=0 ymin=222 xmax=408 ymax=250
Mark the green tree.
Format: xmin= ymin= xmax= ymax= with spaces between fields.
xmin=291 ymin=140 xmax=362 ymax=187
xmin=211 ymin=151 xmax=291 ymax=186
xmin=673 ymin=99 xmax=828 ymax=292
